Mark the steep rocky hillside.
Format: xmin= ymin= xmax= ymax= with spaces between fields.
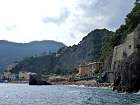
xmin=53 ymin=29 xmax=114 ymax=73
xmin=12 ymin=29 xmax=114 ymax=74
xmin=113 ymin=24 xmax=140 ymax=93
xmin=102 ymin=1 xmax=140 ymax=92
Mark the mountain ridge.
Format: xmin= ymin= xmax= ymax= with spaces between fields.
xmin=12 ymin=28 xmax=114 ymax=74
xmin=0 ymin=40 xmax=65 ymax=71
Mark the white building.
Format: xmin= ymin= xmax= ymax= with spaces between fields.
xmin=2 ymin=70 xmax=17 ymax=81
xmin=19 ymin=71 xmax=36 ymax=81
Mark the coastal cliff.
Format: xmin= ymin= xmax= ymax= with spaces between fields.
xmin=102 ymin=2 xmax=140 ymax=92
xmin=113 ymin=25 xmax=140 ymax=93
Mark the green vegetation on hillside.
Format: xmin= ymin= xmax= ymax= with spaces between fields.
xmin=100 ymin=31 xmax=114 ymax=61
xmin=12 ymin=53 xmax=58 ymax=74
xmin=12 ymin=1 xmax=140 ymax=76
xmin=87 ymin=29 xmax=114 ymax=62
xmin=113 ymin=1 xmax=140 ymax=46
xmin=12 ymin=29 xmax=114 ymax=75
xmin=0 ymin=40 xmax=65 ymax=71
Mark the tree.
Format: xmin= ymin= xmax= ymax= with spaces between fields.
xmin=135 ymin=0 xmax=140 ymax=5
xmin=113 ymin=1 xmax=140 ymax=46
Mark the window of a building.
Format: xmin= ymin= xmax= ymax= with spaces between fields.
xmin=136 ymin=44 xmax=140 ymax=48
xmin=128 ymin=45 xmax=131 ymax=49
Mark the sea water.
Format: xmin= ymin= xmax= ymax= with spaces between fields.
xmin=0 ymin=83 xmax=140 ymax=105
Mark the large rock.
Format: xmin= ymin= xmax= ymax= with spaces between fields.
xmin=29 ymin=74 xmax=52 ymax=85
xmin=113 ymin=52 xmax=140 ymax=93
xmin=112 ymin=24 xmax=140 ymax=93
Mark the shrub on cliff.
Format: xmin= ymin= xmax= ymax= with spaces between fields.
xmin=113 ymin=1 xmax=140 ymax=46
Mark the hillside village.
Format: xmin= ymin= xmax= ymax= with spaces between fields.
xmin=0 ymin=65 xmax=36 ymax=83
xmin=0 ymin=61 xmax=104 ymax=83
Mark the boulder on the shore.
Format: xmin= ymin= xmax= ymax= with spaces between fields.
xmin=29 ymin=74 xmax=52 ymax=85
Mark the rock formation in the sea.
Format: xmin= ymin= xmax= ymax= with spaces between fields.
xmin=29 ymin=74 xmax=52 ymax=85
xmin=112 ymin=24 xmax=140 ymax=93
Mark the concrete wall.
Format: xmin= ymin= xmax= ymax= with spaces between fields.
xmin=111 ymin=32 xmax=139 ymax=71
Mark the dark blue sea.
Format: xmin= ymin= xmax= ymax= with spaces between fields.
xmin=0 ymin=84 xmax=140 ymax=105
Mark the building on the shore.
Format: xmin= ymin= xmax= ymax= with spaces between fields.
xmin=19 ymin=71 xmax=30 ymax=81
xmin=0 ymin=64 xmax=18 ymax=81
xmin=1 ymin=70 xmax=17 ymax=81
xmin=78 ymin=63 xmax=89 ymax=76
xmin=1 ymin=65 xmax=36 ymax=81
xmin=78 ymin=62 xmax=104 ymax=76
xmin=88 ymin=62 xmax=104 ymax=73
xmin=19 ymin=71 xmax=36 ymax=81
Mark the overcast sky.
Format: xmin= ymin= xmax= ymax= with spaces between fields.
xmin=0 ymin=0 xmax=135 ymax=45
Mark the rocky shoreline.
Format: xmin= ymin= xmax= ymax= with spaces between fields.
xmin=28 ymin=75 xmax=113 ymax=88
xmin=49 ymin=80 xmax=113 ymax=88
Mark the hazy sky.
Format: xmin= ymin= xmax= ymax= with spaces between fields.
xmin=0 ymin=0 xmax=135 ymax=45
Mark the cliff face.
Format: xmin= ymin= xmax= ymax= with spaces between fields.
xmin=53 ymin=29 xmax=113 ymax=73
xmin=101 ymin=53 xmax=113 ymax=83
xmin=102 ymin=2 xmax=140 ymax=92
xmin=112 ymin=24 xmax=140 ymax=93
xmin=113 ymin=52 xmax=140 ymax=92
